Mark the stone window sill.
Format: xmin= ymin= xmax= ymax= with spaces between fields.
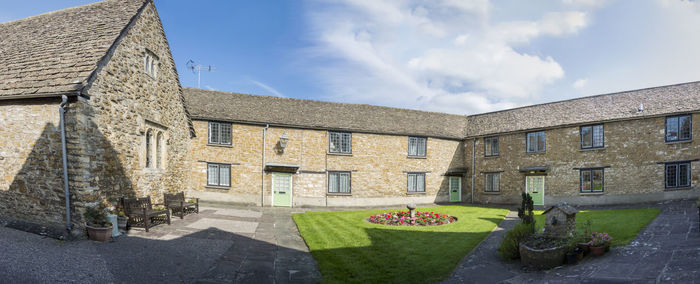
xmin=327 ymin=193 xmax=352 ymax=196
xmin=579 ymin=192 xmax=604 ymax=196
xmin=482 ymin=191 xmax=500 ymax=195
xmin=407 ymin=192 xmax=426 ymax=195
xmin=205 ymin=185 xmax=230 ymax=191
xmin=526 ymin=151 xmax=546 ymax=155
xmin=327 ymin=152 xmax=353 ymax=156
xmin=665 ymin=139 xmax=693 ymax=145
xmin=580 ymin=147 xmax=606 ymax=152
xmin=664 ymin=187 xmax=692 ymax=192
xmin=407 ymin=155 xmax=427 ymax=159
xmin=484 ymin=155 xmax=499 ymax=159
xmin=207 ymin=143 xmax=233 ymax=148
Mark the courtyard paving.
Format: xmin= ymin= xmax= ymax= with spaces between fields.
xmin=0 ymin=204 xmax=321 ymax=283
xmin=446 ymin=199 xmax=700 ymax=283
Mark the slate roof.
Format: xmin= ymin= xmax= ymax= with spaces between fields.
xmin=543 ymin=203 xmax=579 ymax=215
xmin=467 ymin=81 xmax=700 ymax=137
xmin=0 ymin=0 xmax=147 ymax=99
xmin=182 ymin=88 xmax=469 ymax=139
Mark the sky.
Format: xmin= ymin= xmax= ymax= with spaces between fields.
xmin=3 ymin=0 xmax=700 ymax=115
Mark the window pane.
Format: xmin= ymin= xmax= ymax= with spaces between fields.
xmin=417 ymin=138 xmax=426 ymax=156
xmin=679 ymin=163 xmax=690 ymax=187
xmin=340 ymin=173 xmax=350 ymax=193
xmin=527 ymin=133 xmax=536 ymax=152
xmin=409 ymin=137 xmax=417 ymax=156
xmin=492 ymin=138 xmax=499 ymax=155
xmin=666 ymin=165 xmax=677 ymax=188
xmin=592 ymin=169 xmax=603 ymax=192
xmin=484 ymin=138 xmax=492 ymax=156
xmin=407 ymin=174 xmax=416 ymax=192
xmin=666 ymin=117 xmax=679 ymax=141
xmin=493 ymin=173 xmax=500 ymax=192
xmin=209 ymin=123 xmax=220 ymax=144
xmin=417 ymin=174 xmax=425 ymax=192
xmin=145 ymin=131 xmax=152 ymax=168
xmin=538 ymin=132 xmax=545 ymax=152
xmin=329 ymin=173 xmax=338 ymax=193
xmin=343 ymin=133 xmax=351 ymax=153
xmin=581 ymin=126 xmax=592 ymax=148
xmin=220 ymin=123 xmax=232 ymax=145
xmin=581 ymin=171 xmax=591 ymax=192
xmin=680 ymin=116 xmax=691 ymax=140
xmin=219 ymin=165 xmax=230 ymax=186
xmin=208 ymin=164 xmax=219 ymax=185
xmin=592 ymin=125 xmax=604 ymax=147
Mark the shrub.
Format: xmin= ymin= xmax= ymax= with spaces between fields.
xmin=84 ymin=205 xmax=110 ymax=227
xmin=498 ymin=221 xmax=535 ymax=261
xmin=517 ymin=192 xmax=535 ymax=229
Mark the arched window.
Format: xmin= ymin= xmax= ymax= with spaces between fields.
xmin=156 ymin=132 xmax=163 ymax=169
xmin=145 ymin=129 xmax=152 ymax=168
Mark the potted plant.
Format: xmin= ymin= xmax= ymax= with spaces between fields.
xmin=587 ymin=232 xmax=612 ymax=256
xmin=576 ymin=220 xmax=593 ymax=255
xmin=84 ymin=205 xmax=113 ymax=242
xmin=115 ymin=205 xmax=128 ymax=232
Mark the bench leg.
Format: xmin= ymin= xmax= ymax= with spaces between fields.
xmin=144 ymin=216 xmax=150 ymax=232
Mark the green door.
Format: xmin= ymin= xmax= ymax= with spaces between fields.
xmin=273 ymin=173 xmax=292 ymax=207
xmin=526 ymin=176 xmax=545 ymax=206
xmin=449 ymin=177 xmax=461 ymax=202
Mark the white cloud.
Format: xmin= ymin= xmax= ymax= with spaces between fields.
xmin=250 ymin=80 xmax=285 ymax=97
xmin=563 ymin=0 xmax=610 ymax=8
xmin=573 ymin=78 xmax=588 ymax=89
xmin=303 ymin=0 xmax=592 ymax=114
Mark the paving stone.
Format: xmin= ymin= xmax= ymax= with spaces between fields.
xmin=186 ymin=218 xmax=258 ymax=234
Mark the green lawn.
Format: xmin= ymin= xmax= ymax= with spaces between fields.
xmin=534 ymin=208 xmax=660 ymax=246
xmin=293 ymin=206 xmax=509 ymax=283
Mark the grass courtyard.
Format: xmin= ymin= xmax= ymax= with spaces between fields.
xmin=293 ymin=206 xmax=508 ymax=283
xmin=294 ymin=206 xmax=661 ymax=283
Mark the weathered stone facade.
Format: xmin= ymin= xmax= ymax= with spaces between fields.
xmin=467 ymin=114 xmax=700 ymax=206
xmin=186 ymin=120 xmax=466 ymax=207
xmin=0 ymin=1 xmax=192 ymax=235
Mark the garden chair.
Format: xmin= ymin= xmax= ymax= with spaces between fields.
xmin=120 ymin=196 xmax=170 ymax=232
xmin=164 ymin=192 xmax=199 ymax=219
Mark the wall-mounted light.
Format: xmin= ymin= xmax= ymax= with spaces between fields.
xmin=277 ymin=131 xmax=289 ymax=153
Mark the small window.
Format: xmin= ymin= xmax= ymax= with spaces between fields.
xmin=156 ymin=132 xmax=163 ymax=169
xmin=145 ymin=129 xmax=152 ymax=168
xmin=580 ymin=168 xmax=604 ymax=193
xmin=407 ymin=173 xmax=426 ymax=193
xmin=207 ymin=163 xmax=231 ymax=187
xmin=526 ymin=131 xmax=545 ymax=153
xmin=408 ymin=137 xmax=426 ymax=157
xmin=144 ymin=50 xmax=159 ymax=78
xmin=665 ymin=162 xmax=691 ymax=189
xmin=208 ymin=122 xmax=232 ymax=145
xmin=484 ymin=137 xmax=499 ymax=157
xmin=484 ymin=173 xmax=500 ymax=192
xmin=329 ymin=131 xmax=351 ymax=154
xmin=666 ymin=115 xmax=692 ymax=142
xmin=328 ymin=171 xmax=351 ymax=194
xmin=581 ymin=125 xmax=604 ymax=149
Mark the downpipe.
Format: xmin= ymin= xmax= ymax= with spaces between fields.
xmin=59 ymin=95 xmax=71 ymax=233
xmin=471 ymin=138 xmax=476 ymax=204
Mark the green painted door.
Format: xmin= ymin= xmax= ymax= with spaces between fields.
xmin=449 ymin=177 xmax=461 ymax=202
xmin=273 ymin=173 xmax=292 ymax=207
xmin=526 ymin=176 xmax=545 ymax=206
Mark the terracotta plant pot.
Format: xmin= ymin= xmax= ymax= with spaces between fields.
xmin=590 ymin=245 xmax=605 ymax=256
xmin=86 ymin=224 xmax=113 ymax=242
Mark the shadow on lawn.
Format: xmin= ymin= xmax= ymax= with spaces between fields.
xmin=310 ymin=226 xmax=498 ymax=283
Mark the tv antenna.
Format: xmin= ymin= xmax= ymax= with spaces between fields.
xmin=186 ymin=59 xmax=214 ymax=88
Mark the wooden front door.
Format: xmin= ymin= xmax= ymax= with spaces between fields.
xmin=449 ymin=177 xmax=461 ymax=202
xmin=272 ymin=173 xmax=292 ymax=207
xmin=526 ymin=176 xmax=545 ymax=206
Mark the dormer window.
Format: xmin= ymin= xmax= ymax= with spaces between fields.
xmin=144 ymin=50 xmax=159 ymax=78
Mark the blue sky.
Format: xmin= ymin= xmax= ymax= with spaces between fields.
xmin=3 ymin=0 xmax=700 ymax=115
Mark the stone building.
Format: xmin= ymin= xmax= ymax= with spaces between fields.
xmin=2 ymin=0 xmax=700 ymax=238
xmin=0 ymin=0 xmax=193 ymax=236
xmin=182 ymin=88 xmax=468 ymax=207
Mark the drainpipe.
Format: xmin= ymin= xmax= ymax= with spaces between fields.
xmin=471 ymin=138 xmax=476 ymax=204
xmin=59 ymin=95 xmax=71 ymax=233
xmin=261 ymin=124 xmax=269 ymax=207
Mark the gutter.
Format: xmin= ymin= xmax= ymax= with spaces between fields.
xmin=59 ymin=95 xmax=71 ymax=233
xmin=261 ymin=124 xmax=269 ymax=207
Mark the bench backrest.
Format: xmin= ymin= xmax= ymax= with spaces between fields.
xmin=122 ymin=197 xmax=152 ymax=214
xmin=164 ymin=192 xmax=185 ymax=206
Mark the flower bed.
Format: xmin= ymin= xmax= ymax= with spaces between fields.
xmin=368 ymin=211 xmax=456 ymax=226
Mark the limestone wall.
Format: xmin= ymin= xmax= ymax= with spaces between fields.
xmin=186 ymin=120 xmax=466 ymax=207
xmin=467 ymin=114 xmax=700 ymax=205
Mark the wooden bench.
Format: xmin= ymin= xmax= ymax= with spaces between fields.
xmin=121 ymin=196 xmax=170 ymax=232
xmin=164 ymin=192 xmax=199 ymax=219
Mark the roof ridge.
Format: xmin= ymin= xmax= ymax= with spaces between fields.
xmin=467 ymin=80 xmax=700 ymax=118
xmin=182 ymin=87 xmax=469 ymax=119
xmin=0 ymin=0 xmax=141 ymax=26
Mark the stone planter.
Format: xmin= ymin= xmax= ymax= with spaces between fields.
xmin=519 ymin=242 xmax=567 ymax=269
xmin=86 ymin=224 xmax=113 ymax=242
